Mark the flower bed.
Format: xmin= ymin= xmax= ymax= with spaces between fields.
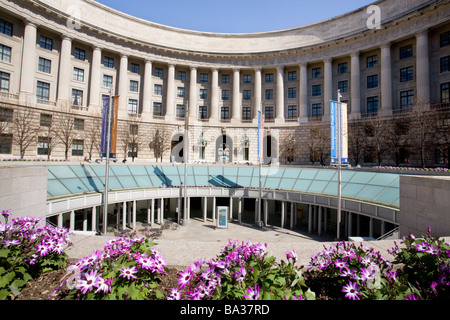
xmin=1 ymin=209 xmax=449 ymax=300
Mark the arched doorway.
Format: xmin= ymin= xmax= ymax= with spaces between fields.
xmin=215 ymin=135 xmax=233 ymax=163
xmin=263 ymin=135 xmax=277 ymax=164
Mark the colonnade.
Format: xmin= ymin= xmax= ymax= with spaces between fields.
xmin=18 ymin=19 xmax=432 ymax=121
xmin=54 ymin=195 xmax=390 ymax=240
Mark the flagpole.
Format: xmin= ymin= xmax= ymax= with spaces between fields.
xmin=336 ymin=89 xmax=342 ymax=240
xmin=258 ymin=104 xmax=262 ymax=227
xmin=183 ymin=102 xmax=189 ymax=225
xmin=103 ymin=85 xmax=113 ymax=235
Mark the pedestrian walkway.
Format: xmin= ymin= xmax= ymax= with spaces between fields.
xmin=66 ymin=218 xmax=400 ymax=269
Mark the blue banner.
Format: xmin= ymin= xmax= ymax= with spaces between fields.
xmin=330 ymin=101 xmax=349 ymax=164
xmin=100 ymin=96 xmax=109 ymax=157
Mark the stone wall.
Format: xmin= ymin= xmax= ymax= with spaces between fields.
xmin=399 ymin=175 xmax=450 ymax=238
xmin=0 ymin=166 xmax=47 ymax=220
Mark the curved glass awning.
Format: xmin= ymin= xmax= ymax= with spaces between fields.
xmin=46 ymin=164 xmax=400 ymax=208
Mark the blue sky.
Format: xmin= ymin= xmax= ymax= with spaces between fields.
xmin=95 ymin=0 xmax=375 ymax=33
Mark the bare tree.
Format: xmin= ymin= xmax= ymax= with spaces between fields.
xmin=308 ymin=125 xmax=329 ymax=165
xmin=84 ymin=115 xmax=102 ymax=160
xmin=406 ymin=102 xmax=439 ymax=168
xmin=434 ymin=106 xmax=450 ymax=169
xmin=385 ymin=117 xmax=410 ymax=166
xmin=149 ymin=128 xmax=170 ymax=162
xmin=38 ymin=112 xmax=58 ymax=160
xmin=54 ymin=106 xmax=78 ymax=160
xmin=118 ymin=118 xmax=146 ymax=162
xmin=347 ymin=121 xmax=366 ymax=166
xmin=364 ymin=114 xmax=389 ymax=166
xmin=279 ymin=131 xmax=299 ymax=164
xmin=12 ymin=107 xmax=39 ymax=159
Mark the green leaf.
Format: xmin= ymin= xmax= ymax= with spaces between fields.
xmin=0 ymin=249 xmax=10 ymax=258
xmin=0 ymin=271 xmax=15 ymax=288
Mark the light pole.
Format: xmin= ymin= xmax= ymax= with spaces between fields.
xmin=102 ymin=85 xmax=113 ymax=235
xmin=183 ymin=102 xmax=189 ymax=225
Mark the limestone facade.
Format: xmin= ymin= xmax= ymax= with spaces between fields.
xmin=0 ymin=0 xmax=449 ymax=165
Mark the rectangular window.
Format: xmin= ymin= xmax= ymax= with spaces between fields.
xmin=400 ymin=66 xmax=414 ymax=82
xmin=72 ymin=89 xmax=83 ymax=106
xmin=153 ymin=102 xmax=162 ymax=116
xmin=74 ymin=118 xmax=84 ymax=131
xmin=0 ymin=19 xmax=13 ymax=36
xmin=338 ymin=80 xmax=348 ymax=93
xmin=288 ymin=71 xmax=297 ymax=81
xmin=367 ymin=96 xmax=379 ymax=113
xmin=129 ymin=80 xmax=139 ymax=92
xmin=40 ymin=114 xmax=52 ymax=127
xmin=0 ymin=134 xmax=12 ymax=154
xmin=199 ymin=73 xmax=208 ymax=82
xmin=177 ymin=87 xmax=185 ymax=98
xmin=128 ymin=99 xmax=138 ymax=114
xmin=288 ymin=87 xmax=297 ymax=99
xmin=400 ymin=44 xmax=413 ymax=59
xmin=440 ymin=31 xmax=450 ymax=47
xmin=37 ymin=137 xmax=51 ymax=155
xmin=129 ymin=124 xmax=138 ymax=136
xmin=0 ymin=44 xmax=11 ymax=62
xmin=36 ymin=81 xmax=50 ymax=100
xmin=130 ymin=63 xmax=140 ymax=74
xmin=177 ymin=71 xmax=186 ymax=81
xmin=103 ymin=75 xmax=113 ymax=87
xmin=222 ymin=89 xmax=229 ymax=100
xmin=103 ymin=56 xmax=114 ymax=68
xmin=243 ymin=74 xmax=252 ymax=83
xmin=312 ymin=68 xmax=321 ymax=78
xmin=154 ymin=68 xmax=163 ymax=78
xmin=367 ymin=75 xmax=378 ymax=89
xmin=71 ymin=139 xmax=84 ymax=156
xmin=338 ymin=63 xmax=348 ymax=74
xmin=441 ymin=56 xmax=449 ymax=73
xmin=199 ymin=106 xmax=207 ymax=119
xmin=73 ymin=67 xmax=84 ymax=82
xmin=312 ymin=84 xmax=321 ymax=97
xmin=154 ymin=84 xmax=163 ymax=95
xmin=441 ymin=83 xmax=450 ymax=103
xmin=265 ymin=89 xmax=273 ymax=100
xmin=221 ymin=107 xmax=230 ymax=120
xmin=265 ymin=73 xmax=274 ymax=83
xmin=128 ymin=143 xmax=138 ymax=158
xmin=0 ymin=72 xmax=10 ymax=92
xmin=221 ymin=74 xmax=230 ymax=83
xmin=288 ymin=106 xmax=297 ymax=119
xmin=400 ymin=90 xmax=414 ymax=109
xmin=0 ymin=107 xmax=13 ymax=123
xmin=367 ymin=55 xmax=378 ymax=68
xmin=200 ymin=88 xmax=207 ymax=100
xmin=243 ymin=90 xmax=251 ymax=100
xmin=176 ymin=104 xmax=185 ymax=118
xmin=242 ymin=107 xmax=251 ymax=120
xmin=38 ymin=57 xmax=51 ymax=73
xmin=264 ymin=106 xmax=274 ymax=120
xmin=312 ymin=103 xmax=322 ymax=116
xmin=74 ymin=48 xmax=85 ymax=60
xmin=39 ymin=36 xmax=53 ymax=50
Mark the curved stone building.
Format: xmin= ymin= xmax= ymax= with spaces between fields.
xmin=0 ymin=0 xmax=449 ymax=165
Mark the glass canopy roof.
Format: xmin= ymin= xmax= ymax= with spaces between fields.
xmin=46 ymin=165 xmax=400 ymax=207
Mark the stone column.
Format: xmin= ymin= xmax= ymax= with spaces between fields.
xmin=299 ymin=63 xmax=308 ymax=122
xmin=118 ymin=54 xmax=128 ymax=114
xmin=143 ymin=60 xmax=153 ymax=117
xmin=254 ymin=67 xmax=262 ymax=122
xmin=348 ymin=212 xmax=352 ymax=237
xmin=276 ymin=66 xmax=285 ymax=122
xmin=89 ymin=46 xmax=102 ymax=108
xmin=166 ymin=64 xmax=175 ymax=119
xmin=189 ymin=66 xmax=197 ymax=118
xmin=416 ymin=30 xmax=430 ymax=104
xmin=203 ymin=197 xmax=208 ymax=222
xmin=323 ymin=59 xmax=333 ymax=119
xmin=91 ymin=206 xmax=97 ymax=232
xmin=122 ymin=201 xmax=126 ymax=231
xmin=281 ymin=201 xmax=285 ymax=228
xmin=318 ymin=206 xmax=322 ymax=236
xmin=380 ymin=43 xmax=393 ymax=115
xmin=210 ymin=68 xmax=219 ymax=121
xmin=308 ymin=205 xmax=313 ymax=233
xmin=57 ymin=35 xmax=72 ymax=104
xmin=350 ymin=52 xmax=361 ymax=118
xmin=20 ymin=21 xmax=37 ymax=98
xmin=232 ymin=68 xmax=240 ymax=121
